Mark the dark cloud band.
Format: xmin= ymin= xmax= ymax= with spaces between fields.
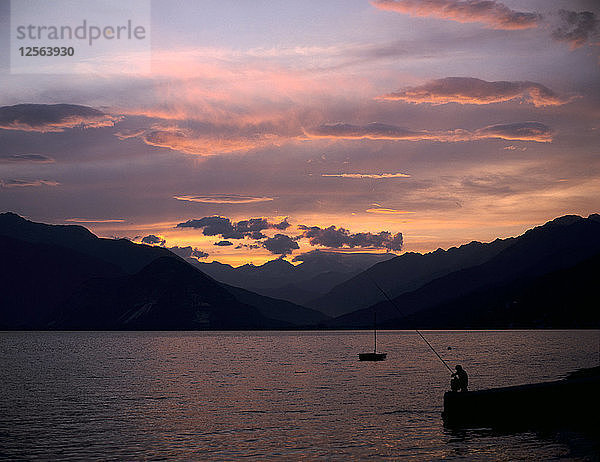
xmin=176 ymin=216 xmax=290 ymax=240
xmin=0 ymin=179 xmax=60 ymax=188
xmin=298 ymin=224 xmax=403 ymax=251
xmin=0 ymin=104 xmax=120 ymax=132
xmin=0 ymin=154 xmax=55 ymax=163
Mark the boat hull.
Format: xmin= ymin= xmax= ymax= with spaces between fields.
xmin=358 ymin=352 xmax=387 ymax=361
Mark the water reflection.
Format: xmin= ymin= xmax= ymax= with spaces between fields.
xmin=0 ymin=330 xmax=597 ymax=460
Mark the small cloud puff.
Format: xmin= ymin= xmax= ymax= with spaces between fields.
xmin=141 ymin=234 xmax=166 ymax=246
xmin=262 ymin=234 xmax=300 ymax=255
xmin=214 ymin=240 xmax=234 ymax=246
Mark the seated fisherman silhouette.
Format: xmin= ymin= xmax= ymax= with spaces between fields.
xmin=450 ymin=365 xmax=468 ymax=392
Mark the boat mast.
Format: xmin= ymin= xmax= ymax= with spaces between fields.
xmin=373 ymin=310 xmax=377 ymax=353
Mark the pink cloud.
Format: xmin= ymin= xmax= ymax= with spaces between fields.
xmin=306 ymin=121 xmax=554 ymax=142
xmin=378 ymin=77 xmax=574 ymax=107
xmin=372 ymin=0 xmax=540 ymax=30
xmin=141 ymin=127 xmax=287 ymax=156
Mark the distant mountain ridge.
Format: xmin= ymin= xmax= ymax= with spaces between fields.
xmin=309 ymin=238 xmax=514 ymax=317
xmin=0 ymin=212 xmax=172 ymax=274
xmin=311 ymin=214 xmax=600 ymax=318
xmin=0 ymin=212 xmax=328 ymax=329
xmin=192 ymin=250 xmax=395 ymax=305
xmin=387 ymin=252 xmax=600 ymax=329
xmin=2 ymin=212 xmax=599 ymax=330
xmin=54 ymin=256 xmax=283 ymax=330
xmin=328 ymin=214 xmax=600 ymax=328
xmin=0 ymin=234 xmax=123 ymax=328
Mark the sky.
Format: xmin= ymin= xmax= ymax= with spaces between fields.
xmin=1 ymin=0 xmax=599 ymax=266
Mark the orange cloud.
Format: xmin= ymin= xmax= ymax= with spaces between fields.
xmin=475 ymin=122 xmax=553 ymax=142
xmin=378 ymin=77 xmax=574 ymax=107
xmin=366 ymin=208 xmax=415 ymax=214
xmin=372 ymin=0 xmax=540 ymax=30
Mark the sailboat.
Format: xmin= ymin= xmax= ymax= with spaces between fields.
xmin=358 ymin=311 xmax=387 ymax=361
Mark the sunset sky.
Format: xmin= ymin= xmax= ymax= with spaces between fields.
xmin=1 ymin=0 xmax=599 ymax=266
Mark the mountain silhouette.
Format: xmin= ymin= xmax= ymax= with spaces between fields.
xmin=0 ymin=212 xmax=171 ymax=274
xmin=329 ymin=214 xmax=600 ymax=328
xmin=54 ymin=256 xmax=284 ymax=329
xmin=222 ymin=284 xmax=329 ymax=326
xmin=3 ymin=212 xmax=599 ymax=330
xmin=0 ymin=235 xmax=122 ymax=329
xmin=0 ymin=213 xmax=327 ymax=329
xmin=193 ymin=250 xmax=394 ymax=305
xmin=310 ymin=238 xmax=513 ymax=317
xmin=388 ymin=252 xmax=600 ymax=328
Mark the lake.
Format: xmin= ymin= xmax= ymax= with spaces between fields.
xmin=1 ymin=330 xmax=598 ymax=460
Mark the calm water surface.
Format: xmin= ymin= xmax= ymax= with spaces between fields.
xmin=1 ymin=330 xmax=598 ymax=460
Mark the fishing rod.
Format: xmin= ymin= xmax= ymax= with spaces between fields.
xmin=367 ymin=275 xmax=454 ymax=374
